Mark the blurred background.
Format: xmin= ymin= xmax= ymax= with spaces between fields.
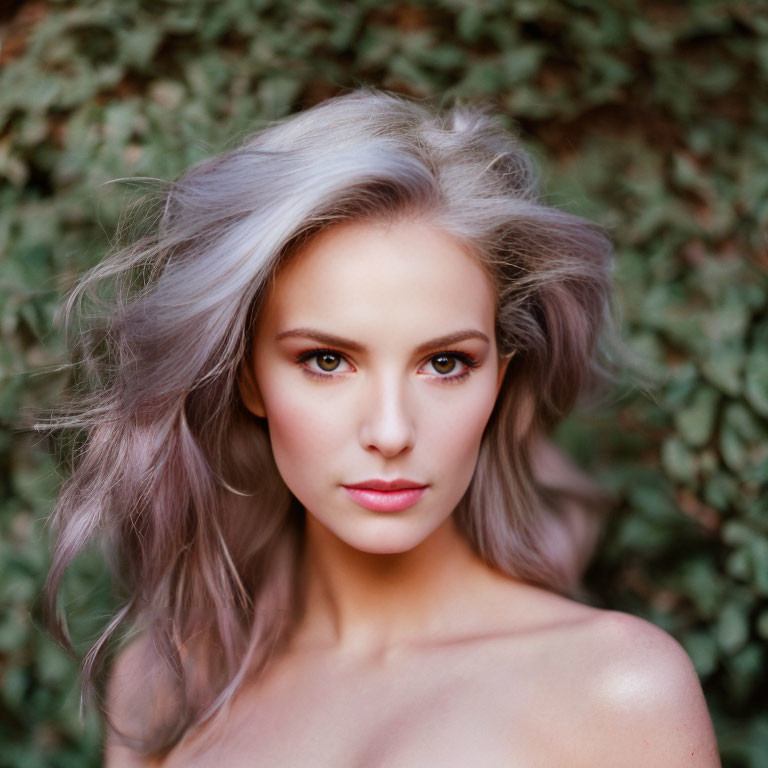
xmin=0 ymin=0 xmax=766 ymax=766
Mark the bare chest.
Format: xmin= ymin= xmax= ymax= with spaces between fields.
xmin=160 ymin=640 xmax=568 ymax=768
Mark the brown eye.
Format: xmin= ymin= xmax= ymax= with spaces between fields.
xmin=316 ymin=352 xmax=342 ymax=372
xmin=431 ymin=354 xmax=457 ymax=375
xmin=296 ymin=349 xmax=353 ymax=378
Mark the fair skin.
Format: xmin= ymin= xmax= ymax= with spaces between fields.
xmin=106 ymin=219 xmax=721 ymax=767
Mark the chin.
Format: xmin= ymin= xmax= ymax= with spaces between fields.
xmin=332 ymin=521 xmax=437 ymax=556
xmin=351 ymin=539 xmax=422 ymax=556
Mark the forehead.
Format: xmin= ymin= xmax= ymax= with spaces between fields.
xmin=257 ymin=219 xmax=497 ymax=336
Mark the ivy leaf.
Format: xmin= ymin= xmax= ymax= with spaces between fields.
xmin=674 ymin=385 xmax=719 ymax=447
xmin=662 ymin=436 xmax=698 ymax=485
xmin=682 ymin=630 xmax=719 ymax=677
xmin=700 ymin=343 xmax=743 ymax=396
xmin=715 ymin=599 xmax=750 ymax=654
xmin=744 ymin=348 xmax=768 ymax=417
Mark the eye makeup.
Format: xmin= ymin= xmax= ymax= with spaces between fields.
xmin=422 ymin=352 xmax=479 ymax=383
xmin=295 ymin=350 xmax=352 ymax=377
xmin=293 ymin=348 xmax=480 ymax=384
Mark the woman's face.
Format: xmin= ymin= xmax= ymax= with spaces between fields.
xmin=240 ymin=218 xmax=509 ymax=554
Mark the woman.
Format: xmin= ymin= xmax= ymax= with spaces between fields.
xmin=43 ymin=87 xmax=720 ymax=766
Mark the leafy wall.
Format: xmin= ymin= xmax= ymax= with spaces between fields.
xmin=1 ymin=1 xmax=766 ymax=765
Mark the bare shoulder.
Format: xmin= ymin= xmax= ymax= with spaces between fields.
xmin=553 ymin=607 xmax=722 ymax=767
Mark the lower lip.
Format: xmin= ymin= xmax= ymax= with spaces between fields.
xmin=343 ymin=486 xmax=427 ymax=512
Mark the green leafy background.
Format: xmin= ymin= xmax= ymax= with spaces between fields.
xmin=1 ymin=0 xmax=766 ymax=765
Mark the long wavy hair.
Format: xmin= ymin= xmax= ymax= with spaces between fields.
xmin=40 ymin=86 xmax=622 ymax=757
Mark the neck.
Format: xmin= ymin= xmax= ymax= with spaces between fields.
xmin=290 ymin=511 xmax=512 ymax=663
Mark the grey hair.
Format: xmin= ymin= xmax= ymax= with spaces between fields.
xmin=41 ymin=86 xmax=619 ymax=757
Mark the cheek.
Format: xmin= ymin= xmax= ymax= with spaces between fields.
xmin=262 ymin=388 xmax=348 ymax=490
xmin=421 ymin=380 xmax=499 ymax=481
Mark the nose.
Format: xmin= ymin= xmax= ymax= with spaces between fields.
xmin=358 ymin=373 xmax=416 ymax=458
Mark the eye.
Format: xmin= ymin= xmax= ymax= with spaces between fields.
xmin=314 ymin=352 xmax=343 ymax=372
xmin=420 ymin=352 xmax=479 ymax=382
xmin=296 ymin=349 xmax=353 ymax=377
xmin=429 ymin=354 xmax=461 ymax=375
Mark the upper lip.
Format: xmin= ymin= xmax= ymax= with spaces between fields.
xmin=344 ymin=479 xmax=427 ymax=491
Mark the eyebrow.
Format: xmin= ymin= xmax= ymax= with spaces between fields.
xmin=274 ymin=327 xmax=490 ymax=355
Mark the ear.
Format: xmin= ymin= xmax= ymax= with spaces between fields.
xmin=237 ymin=362 xmax=266 ymax=419
xmin=496 ymin=350 xmax=516 ymax=393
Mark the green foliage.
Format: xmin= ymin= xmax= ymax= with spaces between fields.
xmin=1 ymin=0 xmax=766 ymax=764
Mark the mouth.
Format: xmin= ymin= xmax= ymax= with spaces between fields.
xmin=344 ymin=478 xmax=425 ymax=491
xmin=342 ymin=479 xmax=428 ymax=512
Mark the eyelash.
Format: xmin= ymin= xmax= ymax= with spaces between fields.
xmin=294 ymin=349 xmax=480 ymax=384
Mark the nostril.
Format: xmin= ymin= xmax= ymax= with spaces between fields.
xmin=360 ymin=419 xmax=415 ymax=457
xmin=358 ymin=387 xmax=415 ymax=456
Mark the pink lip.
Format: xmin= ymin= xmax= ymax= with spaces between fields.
xmin=342 ymin=480 xmax=428 ymax=512
xmin=345 ymin=478 xmax=425 ymax=491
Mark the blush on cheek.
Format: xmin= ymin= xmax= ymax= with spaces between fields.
xmin=432 ymin=399 xmax=495 ymax=481
xmin=456 ymin=387 xmax=498 ymax=439
xmin=265 ymin=400 xmax=344 ymax=490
